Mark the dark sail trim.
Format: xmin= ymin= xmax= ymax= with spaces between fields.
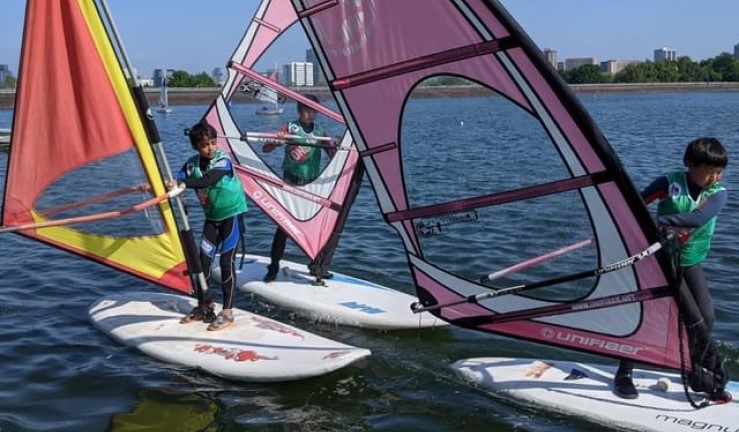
xmin=297 ymin=0 xmax=338 ymax=18
xmin=387 ymin=171 xmax=611 ymax=223
xmin=333 ymin=38 xmax=518 ymax=90
xmin=361 ymin=141 xmax=397 ymax=157
xmin=449 ymin=287 xmax=673 ymax=328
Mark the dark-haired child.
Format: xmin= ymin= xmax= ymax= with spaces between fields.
xmin=175 ymin=121 xmax=247 ymax=331
xmin=262 ymin=94 xmax=336 ymax=285
xmin=615 ymin=137 xmax=730 ymax=402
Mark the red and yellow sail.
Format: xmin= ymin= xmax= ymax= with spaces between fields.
xmin=2 ymin=0 xmax=191 ymax=293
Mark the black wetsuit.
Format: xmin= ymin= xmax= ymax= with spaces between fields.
xmin=177 ymin=156 xmax=243 ymax=309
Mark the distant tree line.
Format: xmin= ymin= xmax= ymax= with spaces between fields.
xmin=165 ymin=70 xmax=216 ymax=87
xmin=0 ymin=75 xmax=16 ymax=88
xmin=0 ymin=70 xmax=215 ymax=89
xmin=416 ymin=53 xmax=739 ymax=87
xmin=561 ymin=53 xmax=739 ymax=84
xmin=2 ymin=53 xmax=738 ymax=89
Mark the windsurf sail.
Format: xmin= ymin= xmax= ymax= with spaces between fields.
xmin=157 ymin=74 xmax=172 ymax=113
xmin=1 ymin=0 xmax=193 ymax=293
xmin=294 ymin=0 xmax=693 ymax=371
xmin=253 ymin=69 xmax=284 ymax=115
xmin=203 ymin=0 xmax=363 ymax=263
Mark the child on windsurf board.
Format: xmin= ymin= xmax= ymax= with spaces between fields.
xmin=261 ymin=93 xmax=339 ymax=286
xmin=615 ymin=137 xmax=731 ymax=403
xmin=171 ymin=121 xmax=248 ymax=331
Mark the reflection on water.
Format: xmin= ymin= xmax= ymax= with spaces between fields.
xmin=109 ymin=389 xmax=218 ymax=432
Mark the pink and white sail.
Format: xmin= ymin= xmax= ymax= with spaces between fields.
xmin=292 ymin=0 xmax=690 ymax=371
xmin=203 ymin=0 xmax=362 ymax=260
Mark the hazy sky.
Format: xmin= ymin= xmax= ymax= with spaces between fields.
xmin=1 ymin=0 xmax=737 ymax=78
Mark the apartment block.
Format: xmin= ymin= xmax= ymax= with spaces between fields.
xmin=653 ymin=47 xmax=676 ymax=62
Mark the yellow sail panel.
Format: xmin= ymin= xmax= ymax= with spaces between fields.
xmin=77 ymin=0 xmax=188 ymax=286
xmin=3 ymin=0 xmax=191 ymax=293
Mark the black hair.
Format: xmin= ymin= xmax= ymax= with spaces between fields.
xmin=683 ymin=137 xmax=728 ymax=169
xmin=188 ymin=121 xmax=217 ymax=150
xmin=297 ymin=93 xmax=320 ymax=112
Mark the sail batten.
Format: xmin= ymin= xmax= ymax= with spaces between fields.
xmin=387 ymin=173 xmax=611 ymax=223
xmin=333 ymin=38 xmax=519 ymax=90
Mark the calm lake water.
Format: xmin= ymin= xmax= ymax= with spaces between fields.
xmin=0 ymin=91 xmax=738 ymax=431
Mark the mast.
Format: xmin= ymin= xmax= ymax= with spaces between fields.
xmin=97 ymin=0 xmax=208 ymax=296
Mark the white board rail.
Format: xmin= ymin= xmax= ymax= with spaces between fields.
xmin=89 ymin=292 xmax=370 ymax=382
xmin=452 ymin=357 xmax=738 ymax=432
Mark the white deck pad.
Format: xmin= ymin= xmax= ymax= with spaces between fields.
xmin=452 ymin=357 xmax=738 ymax=432
xmin=89 ymin=292 xmax=370 ymax=382
xmin=234 ymin=255 xmax=448 ymax=330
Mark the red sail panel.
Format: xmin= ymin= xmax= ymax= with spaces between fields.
xmin=2 ymin=0 xmax=191 ymax=293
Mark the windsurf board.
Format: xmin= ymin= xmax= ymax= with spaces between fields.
xmin=231 ymin=255 xmax=448 ymax=330
xmin=89 ymin=292 xmax=371 ymax=382
xmin=452 ymin=357 xmax=738 ymax=432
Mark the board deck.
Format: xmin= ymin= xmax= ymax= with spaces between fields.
xmin=452 ymin=357 xmax=738 ymax=432
xmin=89 ymin=292 xmax=370 ymax=382
xmin=232 ymin=255 xmax=448 ymax=330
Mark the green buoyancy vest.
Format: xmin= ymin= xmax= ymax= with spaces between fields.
xmin=658 ymin=171 xmax=724 ymax=266
xmin=282 ymin=121 xmax=325 ymax=182
xmin=187 ymin=149 xmax=247 ymax=221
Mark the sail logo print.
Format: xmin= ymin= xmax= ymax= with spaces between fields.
xmin=193 ymin=344 xmax=277 ymax=362
xmin=312 ymin=0 xmax=377 ymax=57
xmin=253 ymin=190 xmax=304 ymax=239
xmin=415 ymin=210 xmax=479 ymax=238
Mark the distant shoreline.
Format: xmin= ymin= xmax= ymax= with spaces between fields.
xmin=2 ymin=82 xmax=738 ymax=108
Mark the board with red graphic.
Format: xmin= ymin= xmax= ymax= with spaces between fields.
xmin=89 ymin=292 xmax=370 ymax=382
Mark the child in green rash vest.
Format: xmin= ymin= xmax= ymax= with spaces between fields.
xmin=174 ymin=121 xmax=248 ymax=331
xmin=614 ymin=137 xmax=730 ymax=402
xmin=262 ymin=94 xmax=338 ymax=285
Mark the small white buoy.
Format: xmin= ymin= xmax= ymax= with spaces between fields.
xmin=656 ymin=377 xmax=670 ymax=392
xmin=460 ymin=121 xmax=464 ymax=126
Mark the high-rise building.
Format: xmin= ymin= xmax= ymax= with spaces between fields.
xmin=734 ymin=42 xmax=739 ymax=59
xmin=564 ymin=57 xmax=598 ymax=70
xmin=282 ymin=62 xmax=314 ymax=87
xmin=153 ymin=68 xmax=174 ymax=87
xmin=306 ymin=48 xmax=325 ymax=86
xmin=0 ymin=64 xmax=9 ymax=84
xmin=212 ymin=67 xmax=225 ymax=86
xmin=653 ymin=47 xmax=676 ymax=62
xmin=543 ymin=49 xmax=558 ymax=70
xmin=153 ymin=68 xmax=168 ymax=87
xmin=600 ymin=60 xmax=640 ymax=75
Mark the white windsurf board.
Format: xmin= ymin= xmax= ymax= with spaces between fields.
xmin=89 ymin=292 xmax=370 ymax=382
xmin=452 ymin=357 xmax=738 ymax=432
xmin=231 ymin=255 xmax=448 ymax=330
